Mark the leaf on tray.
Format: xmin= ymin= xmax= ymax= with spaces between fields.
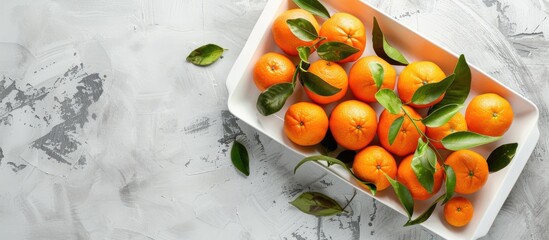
xmin=487 ymin=143 xmax=518 ymax=172
xmin=287 ymin=18 xmax=319 ymax=41
xmin=441 ymin=131 xmax=501 ymax=151
xmin=375 ymin=89 xmax=402 ymax=115
xmin=368 ymin=61 xmax=385 ymax=89
xmin=300 ymin=71 xmax=341 ymax=96
xmin=317 ymin=41 xmax=360 ymax=62
xmin=256 ymin=82 xmax=294 ymax=116
xmin=411 ymin=138 xmax=437 ymax=193
xmin=385 ymin=174 xmax=414 ymax=219
xmin=291 ymin=0 xmax=331 ymax=19
xmin=388 ymin=116 xmax=404 ymax=145
xmin=430 ymin=54 xmax=471 ymax=113
xmin=372 ymin=17 xmax=409 ymax=66
xmin=404 ymin=195 xmax=444 ymax=226
xmin=443 ymin=165 xmax=456 ymax=204
xmin=422 ymin=104 xmax=463 ymax=128
xmin=411 ymin=74 xmax=455 ymax=105
xmin=297 ymin=46 xmax=312 ymax=63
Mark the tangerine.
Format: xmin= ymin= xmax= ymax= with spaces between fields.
xmin=253 ymin=52 xmax=295 ymax=91
xmin=348 ymin=56 xmax=397 ymax=103
xmin=352 ymin=145 xmax=397 ymax=192
xmin=397 ymin=61 xmax=446 ymax=108
xmin=305 ymin=60 xmax=348 ymax=104
xmin=272 ymin=9 xmax=320 ymax=56
xmin=329 ymin=100 xmax=377 ymax=150
xmin=284 ymin=102 xmax=329 ymax=146
xmin=318 ymin=13 xmax=366 ymax=63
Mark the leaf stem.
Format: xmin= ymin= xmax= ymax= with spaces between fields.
xmin=401 ymin=106 xmax=428 ymax=140
xmin=342 ymin=190 xmax=358 ymax=212
xmin=311 ymin=36 xmax=327 ymax=50
xmin=401 ymin=106 xmax=445 ymax=164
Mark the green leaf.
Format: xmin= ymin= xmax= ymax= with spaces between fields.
xmin=441 ymin=131 xmax=501 ymax=151
xmin=487 ymin=143 xmax=518 ymax=172
xmin=286 ymin=18 xmax=319 ymax=42
xmin=368 ymin=62 xmax=385 ymax=89
xmin=375 ymin=89 xmax=402 ymax=114
xmin=231 ymin=140 xmax=250 ymax=176
xmin=388 ymin=116 xmax=404 ymax=145
xmin=404 ymin=195 xmax=444 ymax=226
xmin=385 ymin=174 xmax=414 ymax=218
xmin=186 ymin=44 xmax=225 ymax=66
xmin=411 ymin=74 xmax=456 ymax=105
xmin=291 ymin=0 xmax=331 ymax=19
xmin=430 ymin=54 xmax=471 ymax=113
xmin=372 ymin=17 xmax=409 ymax=66
xmin=320 ymin=129 xmax=337 ymax=153
xmin=292 ymin=65 xmax=300 ymax=86
xmin=336 ymin=150 xmax=356 ymax=168
xmin=411 ymin=138 xmax=437 ymax=193
xmin=443 ymin=165 xmax=456 ymax=204
xmin=256 ymin=83 xmax=294 ymax=116
xmin=422 ymin=104 xmax=463 ymax=128
xmin=300 ymin=71 xmax=341 ymax=96
xmin=317 ymin=42 xmax=360 ymax=62
xmin=295 ymin=155 xmax=377 ymax=195
xmin=289 ymin=192 xmax=344 ymax=216
xmin=297 ymin=46 xmax=312 ymax=63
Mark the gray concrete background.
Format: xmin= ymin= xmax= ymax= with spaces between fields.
xmin=0 ymin=0 xmax=547 ymax=239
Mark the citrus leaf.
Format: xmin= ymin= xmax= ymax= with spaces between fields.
xmin=317 ymin=42 xmax=360 ymax=62
xmin=320 ymin=129 xmax=337 ymax=153
xmin=297 ymin=46 xmax=312 ymax=63
xmin=411 ymin=74 xmax=455 ymax=105
xmin=375 ymin=89 xmax=402 ymax=114
xmin=404 ymin=195 xmax=444 ymax=226
xmin=300 ymin=71 xmax=341 ymax=96
xmin=295 ymin=155 xmax=377 ymax=195
xmin=256 ymin=83 xmax=294 ymax=116
xmin=388 ymin=116 xmax=404 ymax=145
xmin=487 ymin=143 xmax=518 ymax=172
xmin=287 ymin=18 xmax=319 ymax=42
xmin=430 ymin=54 xmax=471 ymax=113
xmin=290 ymin=192 xmax=344 ymax=216
xmin=441 ymin=131 xmax=501 ymax=151
xmin=411 ymin=138 xmax=437 ymax=193
xmin=291 ymin=0 xmax=330 ymax=19
xmin=443 ymin=165 xmax=456 ymax=204
xmin=292 ymin=65 xmax=300 ymax=86
xmin=336 ymin=150 xmax=356 ymax=168
xmin=186 ymin=44 xmax=225 ymax=66
xmin=385 ymin=174 xmax=414 ymax=219
xmin=368 ymin=62 xmax=385 ymax=89
xmin=372 ymin=17 xmax=409 ymax=66
xmin=231 ymin=140 xmax=250 ymax=176
xmin=422 ymin=104 xmax=463 ymax=127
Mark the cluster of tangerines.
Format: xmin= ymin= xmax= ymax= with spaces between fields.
xmin=252 ymin=8 xmax=514 ymax=227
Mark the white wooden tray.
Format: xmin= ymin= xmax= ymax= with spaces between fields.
xmin=226 ymin=0 xmax=540 ymax=239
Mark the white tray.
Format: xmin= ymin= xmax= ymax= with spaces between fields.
xmin=226 ymin=0 xmax=540 ymax=239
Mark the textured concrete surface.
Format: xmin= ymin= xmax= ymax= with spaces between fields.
xmin=0 ymin=0 xmax=547 ymax=239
